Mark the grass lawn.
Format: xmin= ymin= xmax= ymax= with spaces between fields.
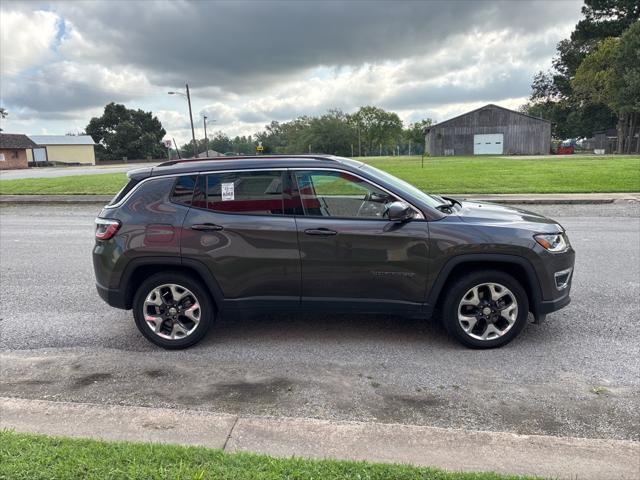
xmin=0 ymin=155 xmax=638 ymax=195
xmin=361 ymin=155 xmax=640 ymax=193
xmin=0 ymin=431 xmax=539 ymax=480
xmin=0 ymin=172 xmax=127 ymax=195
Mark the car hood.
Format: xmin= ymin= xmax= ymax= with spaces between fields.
xmin=455 ymin=201 xmax=563 ymax=233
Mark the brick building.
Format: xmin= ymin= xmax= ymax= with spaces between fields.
xmin=0 ymin=133 xmax=37 ymax=170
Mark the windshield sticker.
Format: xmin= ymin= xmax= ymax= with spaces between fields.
xmin=221 ymin=182 xmax=235 ymax=201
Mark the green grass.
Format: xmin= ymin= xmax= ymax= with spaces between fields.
xmin=0 ymin=430 xmax=539 ymax=480
xmin=0 ymin=155 xmax=638 ymax=195
xmin=0 ymin=172 xmax=127 ymax=195
xmin=361 ymin=155 xmax=640 ymax=193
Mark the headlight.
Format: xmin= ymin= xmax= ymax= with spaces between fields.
xmin=534 ymin=233 xmax=568 ymax=252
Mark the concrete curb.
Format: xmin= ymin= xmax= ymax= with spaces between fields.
xmin=2 ymin=397 xmax=638 ymax=479
xmin=0 ymin=193 xmax=638 ymax=205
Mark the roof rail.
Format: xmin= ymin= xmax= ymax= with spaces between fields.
xmin=156 ymin=154 xmax=340 ymax=168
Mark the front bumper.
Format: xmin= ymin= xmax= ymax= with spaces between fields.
xmin=531 ymin=246 xmax=575 ymax=321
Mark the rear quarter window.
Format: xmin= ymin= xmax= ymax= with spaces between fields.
xmin=170 ymin=175 xmax=197 ymax=206
xmin=109 ymin=178 xmax=140 ymax=206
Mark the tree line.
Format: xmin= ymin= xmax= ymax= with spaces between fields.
xmin=521 ymin=0 xmax=639 ymax=153
xmin=182 ymin=107 xmax=431 ymax=158
xmin=85 ymin=103 xmax=430 ymax=160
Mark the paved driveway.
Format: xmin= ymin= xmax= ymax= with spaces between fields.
xmin=1 ymin=203 xmax=638 ymax=441
xmin=0 ymin=162 xmax=158 ymax=180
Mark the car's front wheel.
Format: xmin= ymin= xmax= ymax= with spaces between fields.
xmin=132 ymin=272 xmax=214 ymax=349
xmin=442 ymin=270 xmax=529 ymax=349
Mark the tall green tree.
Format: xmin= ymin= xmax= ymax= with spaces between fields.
xmin=86 ymin=103 xmax=166 ymax=160
xmin=349 ymin=106 xmax=403 ymax=156
xmin=523 ymin=0 xmax=639 ymax=139
xmin=299 ymin=110 xmax=355 ymax=156
xmin=572 ymin=22 xmax=640 ymax=152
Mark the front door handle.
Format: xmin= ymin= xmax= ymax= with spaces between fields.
xmin=304 ymin=228 xmax=337 ymax=236
xmin=191 ymin=223 xmax=224 ymax=231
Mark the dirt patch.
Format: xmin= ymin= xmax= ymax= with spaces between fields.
xmin=143 ymin=369 xmax=168 ymax=378
xmin=72 ymin=373 xmax=113 ymax=388
xmin=370 ymin=391 xmax=448 ymax=423
xmin=1 ymin=379 xmax=54 ymax=387
xmin=174 ymin=377 xmax=294 ymax=410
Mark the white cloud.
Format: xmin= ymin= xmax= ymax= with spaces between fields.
xmin=3 ymin=61 xmax=153 ymax=113
xmin=0 ymin=0 xmax=583 ymax=142
xmin=0 ymin=9 xmax=59 ymax=76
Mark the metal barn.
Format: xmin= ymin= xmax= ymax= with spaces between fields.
xmin=424 ymin=104 xmax=551 ymax=156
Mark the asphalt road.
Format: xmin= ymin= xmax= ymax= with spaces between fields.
xmin=0 ymin=162 xmax=158 ymax=180
xmin=1 ymin=203 xmax=638 ymax=441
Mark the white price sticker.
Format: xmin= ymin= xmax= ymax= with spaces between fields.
xmin=221 ymin=182 xmax=235 ymax=201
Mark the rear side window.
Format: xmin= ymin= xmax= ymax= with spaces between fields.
xmin=109 ymin=178 xmax=140 ymax=206
xmin=201 ymin=171 xmax=284 ymax=215
xmin=170 ymin=175 xmax=197 ymax=206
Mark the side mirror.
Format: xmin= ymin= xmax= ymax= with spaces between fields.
xmin=386 ymin=201 xmax=414 ymax=222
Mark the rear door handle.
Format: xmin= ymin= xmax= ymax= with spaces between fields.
xmin=190 ymin=223 xmax=224 ymax=231
xmin=304 ymin=228 xmax=337 ymax=236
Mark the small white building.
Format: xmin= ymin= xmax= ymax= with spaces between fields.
xmin=197 ymin=149 xmax=223 ymax=158
xmin=27 ymin=135 xmax=96 ymax=165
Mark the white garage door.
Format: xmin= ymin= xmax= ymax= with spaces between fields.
xmin=33 ymin=148 xmax=47 ymax=162
xmin=473 ymin=134 xmax=504 ymax=155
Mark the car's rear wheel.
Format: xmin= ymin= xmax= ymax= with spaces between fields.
xmin=133 ymin=272 xmax=213 ymax=349
xmin=442 ymin=270 xmax=529 ymax=349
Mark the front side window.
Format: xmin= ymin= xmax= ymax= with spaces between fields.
xmin=294 ymin=170 xmax=398 ymax=219
xmin=201 ymin=171 xmax=284 ymax=215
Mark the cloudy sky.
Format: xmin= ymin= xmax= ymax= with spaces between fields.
xmin=1 ymin=0 xmax=582 ymax=144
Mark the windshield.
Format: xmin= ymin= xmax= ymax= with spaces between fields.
xmin=360 ymin=164 xmax=445 ymax=209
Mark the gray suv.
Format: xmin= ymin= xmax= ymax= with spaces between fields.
xmin=93 ymin=155 xmax=574 ymax=349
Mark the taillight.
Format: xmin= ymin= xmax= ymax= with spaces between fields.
xmin=95 ymin=218 xmax=121 ymax=240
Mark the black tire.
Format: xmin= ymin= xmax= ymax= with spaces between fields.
xmin=132 ymin=272 xmax=214 ymax=349
xmin=442 ymin=270 xmax=529 ymax=349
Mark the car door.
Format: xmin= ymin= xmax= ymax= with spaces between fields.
xmin=180 ymin=169 xmax=301 ymax=309
xmin=291 ymin=169 xmax=429 ymax=314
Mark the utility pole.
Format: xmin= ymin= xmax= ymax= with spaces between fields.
xmin=358 ymin=127 xmax=362 ymax=157
xmin=351 ymin=144 xmax=354 ymax=157
xmin=172 ymin=137 xmax=181 ymax=159
xmin=185 ymin=83 xmax=197 ymax=158
xmin=203 ymin=115 xmax=209 ymax=155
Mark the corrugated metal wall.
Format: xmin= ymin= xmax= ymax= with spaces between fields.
xmin=425 ymin=106 xmax=551 ymax=156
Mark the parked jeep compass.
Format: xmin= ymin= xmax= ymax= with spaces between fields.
xmin=93 ymin=155 xmax=574 ymax=349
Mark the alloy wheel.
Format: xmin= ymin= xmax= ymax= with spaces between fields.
xmin=143 ymin=284 xmax=201 ymax=340
xmin=457 ymin=282 xmax=518 ymax=341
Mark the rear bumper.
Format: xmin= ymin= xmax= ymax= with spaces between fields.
xmin=96 ymin=283 xmax=128 ymax=310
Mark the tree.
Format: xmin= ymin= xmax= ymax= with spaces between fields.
xmin=86 ymin=103 xmax=167 ymax=160
xmin=349 ymin=106 xmax=403 ymax=156
xmin=404 ymin=119 xmax=432 ymax=144
xmin=572 ymin=22 xmax=640 ymax=152
xmin=525 ymin=0 xmax=639 ymax=139
xmin=299 ymin=110 xmax=355 ymax=156
xmin=208 ymin=131 xmax=234 ymax=153
xmin=255 ymin=118 xmax=311 ymax=154
xmin=0 ymin=107 xmax=7 ymax=132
